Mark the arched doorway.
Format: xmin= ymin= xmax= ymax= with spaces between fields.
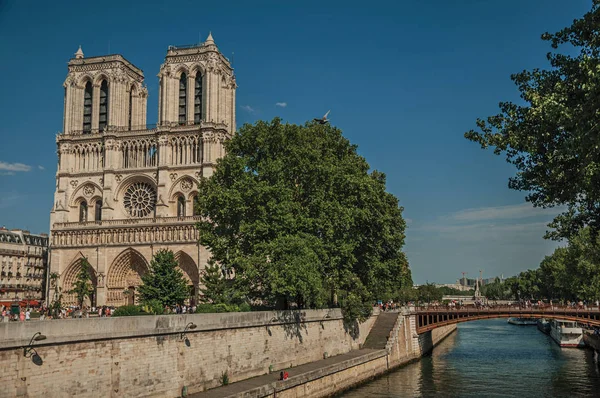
xmin=106 ymin=248 xmax=148 ymax=306
xmin=126 ymin=286 xmax=136 ymax=306
xmin=61 ymin=257 xmax=98 ymax=307
xmin=174 ymin=251 xmax=200 ymax=305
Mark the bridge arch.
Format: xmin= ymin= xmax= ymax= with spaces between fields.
xmin=414 ymin=307 xmax=600 ymax=334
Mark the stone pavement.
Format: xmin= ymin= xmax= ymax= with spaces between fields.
xmin=190 ymin=348 xmax=386 ymax=398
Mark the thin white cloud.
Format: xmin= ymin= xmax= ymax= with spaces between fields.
xmin=446 ymin=202 xmax=563 ymax=222
xmin=0 ymin=193 xmax=23 ymax=209
xmin=241 ymin=105 xmax=255 ymax=113
xmin=0 ymin=161 xmax=31 ymax=172
xmin=0 ymin=172 xmax=15 ymax=176
xmin=275 ymin=102 xmax=287 ymax=108
xmin=38 ymin=165 xmax=45 ymax=170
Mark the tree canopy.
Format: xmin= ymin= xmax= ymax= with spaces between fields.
xmin=138 ymin=249 xmax=189 ymax=307
xmin=465 ymin=1 xmax=600 ymax=240
xmin=68 ymin=257 xmax=94 ymax=307
xmin=196 ymin=118 xmax=412 ymax=316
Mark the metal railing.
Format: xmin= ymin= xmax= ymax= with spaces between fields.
xmin=412 ymin=305 xmax=600 ymax=312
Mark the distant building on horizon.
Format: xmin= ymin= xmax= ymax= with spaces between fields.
xmin=0 ymin=227 xmax=49 ymax=306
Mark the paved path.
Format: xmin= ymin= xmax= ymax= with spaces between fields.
xmin=190 ymin=348 xmax=385 ymax=398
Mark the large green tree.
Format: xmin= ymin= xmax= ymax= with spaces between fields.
xmin=195 ymin=118 xmax=411 ymax=313
xmin=465 ymin=1 xmax=600 ymax=240
xmin=68 ymin=257 xmax=94 ymax=307
xmin=138 ymin=249 xmax=189 ymax=307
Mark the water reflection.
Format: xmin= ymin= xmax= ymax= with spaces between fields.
xmin=341 ymin=319 xmax=600 ymax=397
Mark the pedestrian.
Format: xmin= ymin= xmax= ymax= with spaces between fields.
xmin=19 ymin=310 xmax=25 ymax=322
xmin=25 ymin=309 xmax=31 ymax=321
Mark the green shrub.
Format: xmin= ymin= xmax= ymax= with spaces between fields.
xmin=141 ymin=299 xmax=164 ymax=315
xmin=195 ymin=303 xmax=252 ymax=313
xmin=112 ymin=305 xmax=146 ymax=317
xmin=220 ymin=371 xmax=229 ymax=386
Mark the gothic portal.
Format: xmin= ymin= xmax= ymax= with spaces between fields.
xmin=49 ymin=34 xmax=236 ymax=307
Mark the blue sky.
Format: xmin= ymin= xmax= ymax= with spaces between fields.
xmin=0 ymin=0 xmax=591 ymax=283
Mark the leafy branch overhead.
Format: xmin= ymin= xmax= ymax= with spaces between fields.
xmin=195 ymin=118 xmax=412 ymax=316
xmin=465 ymin=0 xmax=600 ymax=240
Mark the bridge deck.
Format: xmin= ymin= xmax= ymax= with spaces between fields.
xmin=413 ymin=306 xmax=600 ymax=333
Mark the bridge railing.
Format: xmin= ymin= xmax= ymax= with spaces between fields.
xmin=411 ymin=304 xmax=600 ymax=314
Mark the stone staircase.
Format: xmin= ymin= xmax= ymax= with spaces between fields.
xmin=362 ymin=312 xmax=399 ymax=350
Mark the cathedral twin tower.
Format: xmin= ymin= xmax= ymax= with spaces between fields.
xmin=49 ymin=34 xmax=236 ymax=307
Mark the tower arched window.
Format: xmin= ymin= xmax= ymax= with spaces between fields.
xmin=179 ymin=73 xmax=187 ymax=124
xmin=128 ymin=87 xmax=134 ymax=130
xmin=95 ymin=200 xmax=102 ymax=222
xmin=79 ymin=201 xmax=88 ymax=223
xmin=177 ymin=196 xmax=186 ymax=217
xmin=193 ymin=195 xmax=200 ymax=216
xmin=99 ymin=80 xmax=109 ymax=130
xmin=83 ymin=82 xmax=93 ymax=132
xmin=194 ymin=74 xmax=203 ymax=124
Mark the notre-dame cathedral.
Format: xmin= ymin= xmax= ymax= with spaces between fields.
xmin=49 ymin=33 xmax=236 ymax=307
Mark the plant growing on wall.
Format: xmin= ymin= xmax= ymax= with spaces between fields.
xmin=138 ymin=249 xmax=188 ymax=307
xmin=68 ymin=257 xmax=94 ymax=307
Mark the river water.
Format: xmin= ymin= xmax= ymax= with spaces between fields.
xmin=341 ymin=319 xmax=600 ymax=397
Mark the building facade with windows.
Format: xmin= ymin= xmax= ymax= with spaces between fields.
xmin=49 ymin=33 xmax=236 ymax=307
xmin=0 ymin=228 xmax=49 ymax=307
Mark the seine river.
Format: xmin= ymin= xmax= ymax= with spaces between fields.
xmin=341 ymin=319 xmax=600 ymax=397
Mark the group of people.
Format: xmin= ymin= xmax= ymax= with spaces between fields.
xmin=1 ymin=305 xmax=32 ymax=322
xmin=376 ymin=301 xmax=401 ymax=312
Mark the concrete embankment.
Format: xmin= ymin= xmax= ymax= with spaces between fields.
xmin=192 ymin=312 xmax=457 ymax=398
xmin=0 ymin=308 xmax=455 ymax=398
xmin=583 ymin=331 xmax=600 ymax=352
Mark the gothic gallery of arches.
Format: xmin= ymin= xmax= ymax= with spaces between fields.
xmin=62 ymin=248 xmax=200 ymax=307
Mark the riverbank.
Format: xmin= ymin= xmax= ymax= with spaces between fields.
xmin=192 ymin=321 xmax=457 ymax=398
xmin=342 ymin=319 xmax=600 ymax=397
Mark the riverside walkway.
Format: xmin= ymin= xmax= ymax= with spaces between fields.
xmin=190 ymin=348 xmax=386 ymax=398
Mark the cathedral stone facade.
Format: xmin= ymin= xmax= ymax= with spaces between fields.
xmin=49 ymin=34 xmax=236 ymax=307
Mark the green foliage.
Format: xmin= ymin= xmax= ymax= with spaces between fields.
xmin=480 ymin=279 xmax=512 ymax=300
xmin=49 ymin=289 xmax=63 ymax=319
xmin=194 ymin=303 xmax=251 ymax=313
xmin=340 ymin=290 xmax=373 ymax=324
xmin=437 ymin=286 xmax=474 ymax=296
xmin=112 ymin=305 xmax=147 ymax=317
xmin=220 ymin=371 xmax=229 ymax=386
xmin=195 ymin=118 xmax=411 ymax=320
xmin=416 ymin=283 xmax=443 ymax=303
xmin=141 ymin=299 xmax=165 ymax=315
xmin=395 ymin=286 xmax=417 ymax=303
xmin=68 ymin=257 xmax=94 ymax=307
xmin=464 ymin=1 xmax=600 ymax=240
xmin=138 ymin=249 xmax=189 ymax=307
xmin=482 ymin=228 xmax=600 ymax=302
xmin=199 ymin=260 xmax=245 ymax=305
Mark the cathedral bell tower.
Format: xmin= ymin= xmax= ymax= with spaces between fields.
xmin=157 ymin=32 xmax=236 ymax=131
xmin=62 ymin=46 xmax=148 ymax=134
xmin=49 ymin=34 xmax=236 ymax=308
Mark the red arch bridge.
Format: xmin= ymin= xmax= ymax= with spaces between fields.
xmin=412 ymin=306 xmax=600 ymax=334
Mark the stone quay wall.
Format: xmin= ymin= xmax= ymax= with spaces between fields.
xmin=256 ymin=315 xmax=457 ymax=398
xmin=0 ymin=309 xmax=377 ymax=398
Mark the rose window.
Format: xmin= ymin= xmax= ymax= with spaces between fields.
xmin=123 ymin=182 xmax=156 ymax=218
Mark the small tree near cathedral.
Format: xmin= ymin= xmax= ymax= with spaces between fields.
xmin=68 ymin=257 xmax=95 ymax=308
xmin=138 ymin=249 xmax=188 ymax=307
